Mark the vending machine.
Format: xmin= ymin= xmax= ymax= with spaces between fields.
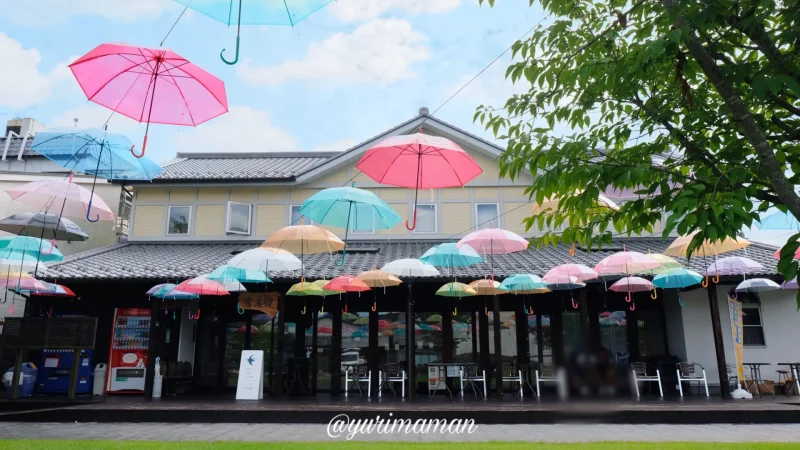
xmin=106 ymin=308 xmax=151 ymax=394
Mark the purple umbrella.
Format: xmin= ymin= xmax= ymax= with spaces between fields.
xmin=782 ymin=278 xmax=798 ymax=289
xmin=706 ymin=257 xmax=763 ymax=277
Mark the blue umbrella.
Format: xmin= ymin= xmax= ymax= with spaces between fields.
xmin=299 ymin=186 xmax=402 ymax=266
xmin=31 ymin=128 xmax=162 ymax=222
xmin=652 ymin=268 xmax=703 ymax=306
xmin=208 ymin=264 xmax=271 ymax=283
xmin=420 ymin=243 xmax=483 ymax=268
xmin=175 ymin=0 xmax=334 ymax=65
xmin=148 ymin=283 xmax=199 ymax=300
xmin=757 ymin=211 xmax=800 ymax=230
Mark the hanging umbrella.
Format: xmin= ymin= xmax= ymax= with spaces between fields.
xmin=782 ymin=278 xmax=798 ymax=289
xmin=353 ymin=317 xmax=370 ymax=325
xmin=664 ymin=231 xmax=751 ymax=258
xmin=735 ymin=278 xmax=781 ymax=293
xmin=380 ymin=259 xmax=440 ymax=277
xmin=499 ymin=274 xmax=549 ymax=294
xmin=420 ymin=243 xmax=483 ymax=270
xmin=773 ymin=244 xmax=800 ymax=261
xmin=208 ymin=264 xmax=271 ymax=284
xmin=20 ymin=281 xmax=76 ymax=297
xmin=227 ymin=247 xmax=303 ymax=278
xmin=544 ymin=263 xmax=599 ymax=282
xmin=147 ymin=283 xmax=175 ymax=296
xmin=638 ymin=254 xmax=683 ymax=274
xmin=299 ymin=186 xmax=401 ymax=265
xmin=0 ymin=253 xmax=48 ymax=276
xmin=594 ymin=251 xmax=660 ymax=277
xmin=0 ymin=273 xmax=47 ymax=291
xmin=196 ymin=274 xmax=245 ymax=293
xmin=6 ymin=179 xmax=115 ymax=222
xmin=757 ymin=211 xmax=800 ymax=230
xmin=235 ymin=325 xmax=260 ymax=333
xmin=599 ymin=311 xmax=612 ymax=318
xmin=148 ymin=283 xmax=199 ymax=300
xmin=531 ymin=191 xmax=620 ymax=214
xmin=356 ymin=133 xmax=483 ymax=230
xmin=429 ymin=325 xmax=442 ymax=332
xmin=610 ymin=276 xmax=653 ymax=308
xmin=706 ymin=257 xmax=764 ymax=277
xmin=318 ymin=326 xmax=333 ymax=334
xmin=0 ymin=236 xmax=63 ymax=263
xmin=175 ymin=276 xmax=230 ymax=296
xmin=175 ymin=0 xmax=334 ymax=65
xmin=356 ymin=269 xmax=402 ymax=288
xmin=457 ymin=226 xmax=528 ymax=279
xmin=69 ymin=44 xmax=228 ymax=156
xmin=652 ymin=268 xmax=703 ymax=306
xmin=467 ymin=279 xmax=504 ymax=296
xmin=286 ymin=280 xmax=341 ymax=297
xmin=426 ymin=314 xmax=443 ymax=324
xmin=0 ymin=213 xmax=89 ymax=242
xmin=342 ymin=313 xmax=358 ymax=322
xmin=544 ymin=274 xmax=586 ymax=291
xmin=436 ymin=282 xmax=477 ymax=297
xmin=324 ymin=276 xmax=370 ymax=293
xmin=378 ymin=320 xmax=393 ymax=330
xmin=262 ymin=224 xmax=344 ymax=279
xmin=394 ymin=328 xmax=407 ymax=337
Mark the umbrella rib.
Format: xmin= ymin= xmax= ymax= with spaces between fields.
xmin=160 ymin=65 xmax=198 ymax=126
xmin=376 ymin=147 xmax=414 ymax=185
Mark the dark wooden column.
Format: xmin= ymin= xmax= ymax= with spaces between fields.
xmin=578 ymin=289 xmax=590 ymax=351
xmin=471 ymin=312 xmax=478 ymax=363
xmin=405 ymin=284 xmax=416 ymax=400
xmin=368 ymin=304 xmax=379 ymax=391
xmin=625 ymin=298 xmax=640 ymax=361
xmin=536 ymin=313 xmax=544 ymax=365
xmin=311 ymin=308 xmax=319 ymax=394
xmin=244 ymin=309 xmax=252 ymax=350
xmin=515 ymin=300 xmax=529 ymax=364
xmin=551 ymin=306 xmax=564 ymax=365
xmin=587 ymin=286 xmax=602 ymax=351
xmin=492 ymin=294 xmax=502 ymax=397
xmin=330 ymin=297 xmax=343 ymax=397
xmin=294 ymin=311 xmax=306 ymax=359
xmin=274 ymin=295 xmax=286 ymax=396
xmin=707 ymin=286 xmax=730 ymax=399
xmin=144 ymin=298 xmax=161 ymax=399
xmin=442 ymin=305 xmax=454 ymax=363
xmin=479 ymin=307 xmax=490 ymax=369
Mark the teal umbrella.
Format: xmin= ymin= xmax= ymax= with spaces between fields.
xmin=208 ymin=264 xmax=271 ymax=284
xmin=299 ymin=186 xmax=401 ymax=266
xmin=419 ymin=243 xmax=483 ymax=268
xmin=652 ymin=268 xmax=703 ymax=306
xmin=499 ymin=274 xmax=549 ymax=292
xmin=0 ymin=236 xmax=63 ymax=263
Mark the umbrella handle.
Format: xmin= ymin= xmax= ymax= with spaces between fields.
xmin=453 ymin=306 xmax=458 ymax=315
xmin=47 ymin=307 xmax=52 ymax=317
xmin=194 ymin=308 xmax=201 ymax=320
xmin=237 ymin=304 xmax=245 ymax=315
xmin=371 ymin=301 xmax=376 ymax=312
xmin=571 ymin=297 xmax=578 ymax=309
xmin=42 ymin=238 xmax=56 ymax=256
xmin=39 ymin=307 xmax=45 ymax=317
xmin=301 ymin=304 xmax=306 ymax=315
xmin=220 ymin=35 xmax=240 ymax=65
xmin=484 ymin=306 xmax=489 ymax=316
xmin=405 ymin=209 xmax=417 ymax=231
xmin=626 ymin=291 xmax=632 ymax=302
xmin=319 ymin=304 xmax=324 ymax=313
xmin=712 ymin=273 xmax=720 ymax=284
xmin=650 ymin=288 xmax=658 ymax=300
xmin=8 ymin=304 xmax=14 ymax=315
xmin=85 ymin=198 xmax=100 ymax=223
xmin=335 ymin=247 xmax=347 ymax=267
xmin=629 ymin=302 xmax=636 ymax=311
xmin=343 ymin=303 xmax=348 ymax=314
xmin=701 ymin=274 xmax=709 ymax=288
xmin=528 ymin=305 xmax=534 ymax=315
xmin=131 ymin=138 xmax=146 ymax=158
xmin=678 ymin=293 xmax=685 ymax=307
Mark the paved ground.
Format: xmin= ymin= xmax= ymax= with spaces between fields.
xmin=1 ymin=423 xmax=800 ymax=442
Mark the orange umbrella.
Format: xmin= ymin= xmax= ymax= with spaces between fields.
xmin=262 ymin=224 xmax=344 ymax=255
xmin=357 ymin=269 xmax=402 ymax=312
xmin=468 ymin=279 xmax=506 ymax=296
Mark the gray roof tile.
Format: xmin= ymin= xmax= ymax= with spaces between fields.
xmin=152 ymin=152 xmax=337 ymax=181
xmin=0 ymin=137 xmax=40 ymax=157
xmin=46 ymin=238 xmax=781 ymax=282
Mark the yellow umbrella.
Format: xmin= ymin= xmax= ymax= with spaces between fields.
xmin=532 ymin=190 xmax=620 ymax=214
xmin=356 ymin=269 xmax=402 ymax=288
xmin=262 ymin=224 xmax=345 ymax=255
xmin=468 ymin=279 xmax=506 ymax=296
xmin=436 ymin=282 xmax=477 ymax=298
xmin=286 ymin=279 xmax=342 ymax=314
xmin=664 ymin=231 xmax=751 ymax=286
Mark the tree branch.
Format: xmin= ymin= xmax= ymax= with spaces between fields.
xmin=726 ymin=12 xmax=800 ymax=85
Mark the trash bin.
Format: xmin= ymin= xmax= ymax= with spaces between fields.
xmin=3 ymin=363 xmax=38 ymax=398
xmin=152 ymin=357 xmax=162 ymax=399
xmin=93 ymin=363 xmax=107 ymax=396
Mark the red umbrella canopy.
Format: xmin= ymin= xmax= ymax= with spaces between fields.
xmin=378 ymin=320 xmax=392 ymax=329
xmin=318 ymin=326 xmax=333 ymax=334
xmin=324 ymin=276 xmax=371 ymax=293
xmin=355 ymin=132 xmax=483 ymax=230
xmin=69 ymin=43 xmax=229 ymax=157
xmin=175 ymin=277 xmax=230 ymax=296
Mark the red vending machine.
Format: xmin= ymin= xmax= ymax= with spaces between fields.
xmin=106 ymin=308 xmax=151 ymax=394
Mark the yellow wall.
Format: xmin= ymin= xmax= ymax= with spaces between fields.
xmin=194 ymin=205 xmax=225 ymax=236
xmin=441 ymin=188 xmax=469 ymax=200
xmin=256 ymin=205 xmax=287 ymax=236
xmin=503 ymin=186 xmax=529 ymax=200
xmin=474 ymin=187 xmax=499 ymax=201
xmin=503 ymin=202 xmax=531 ymax=234
xmin=258 ymin=188 xmax=285 ymax=202
xmin=198 ymin=188 xmax=228 ymax=202
xmin=229 ymin=187 xmax=256 ymax=203
xmin=318 ymin=169 xmax=348 ymax=185
xmin=137 ymin=188 xmax=168 ymax=203
xmin=379 ymin=188 xmax=408 ymax=201
xmin=289 ymin=188 xmax=317 ymax=202
xmin=470 ymin=153 xmax=501 ymax=184
xmin=380 ymin=204 xmax=409 ymax=236
xmin=441 ymin=203 xmax=470 ymax=235
xmin=169 ymin=188 xmax=196 ymax=203
xmin=132 ymin=205 xmax=164 ymax=237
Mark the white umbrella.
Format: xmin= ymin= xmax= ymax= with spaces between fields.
xmin=735 ymin=278 xmax=780 ymax=293
xmin=227 ymin=247 xmax=302 ymax=273
xmin=381 ymin=259 xmax=440 ymax=277
xmin=195 ymin=274 xmax=246 ymax=293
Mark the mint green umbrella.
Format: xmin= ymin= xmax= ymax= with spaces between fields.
xmin=299 ymin=186 xmax=402 ymax=266
xmin=208 ymin=264 xmax=271 ymax=284
xmin=0 ymin=236 xmax=63 ymax=263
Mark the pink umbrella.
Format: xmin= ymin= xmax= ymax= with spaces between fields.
xmin=594 ymin=251 xmax=660 ymax=276
xmin=0 ymin=276 xmax=47 ymax=291
xmin=457 ymin=227 xmax=528 ymax=279
xmin=356 ymin=133 xmax=483 ymax=230
xmin=175 ymin=277 xmax=230 ymax=296
xmin=609 ymin=276 xmax=653 ymax=308
xmin=544 ymin=264 xmax=598 ymax=282
xmin=69 ymin=43 xmax=228 ymax=157
xmin=324 ymin=276 xmax=371 ymax=293
xmin=773 ymin=245 xmax=800 ymax=260
xmin=6 ymin=179 xmax=115 ymax=221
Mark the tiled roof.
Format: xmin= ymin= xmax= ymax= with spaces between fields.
xmin=152 ymin=152 xmax=338 ymax=182
xmin=0 ymin=137 xmax=38 ymax=157
xmin=46 ymin=237 xmax=781 ymax=282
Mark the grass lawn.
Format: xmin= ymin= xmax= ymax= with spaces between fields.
xmin=1 ymin=442 xmax=797 ymax=449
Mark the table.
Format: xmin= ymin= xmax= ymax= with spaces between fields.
xmin=777 ymin=363 xmax=800 ymax=396
xmin=744 ymin=363 xmax=773 ymax=397
xmin=427 ymin=363 xmax=478 ymax=398
xmin=286 ymin=358 xmax=309 ymax=395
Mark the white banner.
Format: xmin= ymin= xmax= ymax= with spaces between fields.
xmin=235 ymin=350 xmax=264 ymax=400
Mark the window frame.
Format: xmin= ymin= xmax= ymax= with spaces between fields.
xmin=475 ymin=202 xmax=500 ymax=230
xmin=289 ymin=205 xmax=316 ymax=226
xmin=412 ymin=204 xmax=437 ymax=234
xmin=742 ymin=304 xmax=767 ymax=347
xmin=166 ymin=205 xmax=192 ymax=236
xmin=226 ymin=201 xmax=253 ymax=236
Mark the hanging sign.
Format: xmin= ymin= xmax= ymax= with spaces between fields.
xmin=235 ymin=350 xmax=264 ymax=400
xmin=727 ymin=296 xmax=744 ymax=382
xmin=239 ymin=293 xmax=279 ymax=317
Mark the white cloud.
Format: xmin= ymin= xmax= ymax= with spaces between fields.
xmin=0 ymin=33 xmax=54 ymax=110
xmin=330 ymin=0 xmax=462 ymax=22
xmin=312 ymin=138 xmax=358 ymax=153
xmin=50 ymin=104 xmax=143 ymax=133
xmin=238 ymin=19 xmax=429 ymax=86
xmin=173 ymin=106 xmax=298 ymax=153
xmin=0 ymin=0 xmax=171 ymax=25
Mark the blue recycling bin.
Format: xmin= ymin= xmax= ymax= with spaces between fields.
xmin=4 ymin=363 xmax=38 ymax=397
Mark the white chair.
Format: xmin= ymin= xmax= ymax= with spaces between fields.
xmin=501 ymin=364 xmax=524 ymax=398
xmin=727 ymin=364 xmax=752 ymax=393
xmin=535 ymin=363 xmax=567 ymax=399
xmin=377 ymin=363 xmax=406 ymax=398
xmin=631 ymin=362 xmax=663 ymax=397
xmin=459 ymin=365 xmax=487 ymax=398
xmin=345 ymin=364 xmax=371 ymax=398
xmin=676 ymin=362 xmax=709 ymax=397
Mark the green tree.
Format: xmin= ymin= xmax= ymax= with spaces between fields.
xmin=476 ymin=0 xmax=800 ymax=299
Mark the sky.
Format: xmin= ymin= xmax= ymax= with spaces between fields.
xmin=0 ymin=0 xmax=541 ymax=163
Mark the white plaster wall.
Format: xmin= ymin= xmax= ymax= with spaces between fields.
xmin=662 ymin=289 xmax=687 ymax=362
xmin=680 ymin=284 xmax=800 ymax=384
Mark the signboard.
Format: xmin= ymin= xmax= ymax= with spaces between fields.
xmin=239 ymin=293 xmax=279 ymax=318
xmin=728 ymin=296 xmax=744 ymax=381
xmin=446 ymin=365 xmax=460 ymax=377
xmin=1 ymin=317 xmax=97 ymax=349
xmin=236 ymin=350 xmax=264 ymax=400
xmin=428 ymin=365 xmax=446 ymax=393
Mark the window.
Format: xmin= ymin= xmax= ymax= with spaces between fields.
xmin=167 ymin=206 xmax=191 ymax=235
xmin=413 ymin=204 xmax=436 ymax=234
xmin=226 ymin=202 xmax=252 ymax=235
xmin=116 ymin=188 xmax=132 ymax=236
xmin=742 ymin=298 xmax=766 ymax=346
xmin=290 ymin=205 xmax=315 ymax=226
xmin=475 ymin=203 xmax=499 ymax=230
